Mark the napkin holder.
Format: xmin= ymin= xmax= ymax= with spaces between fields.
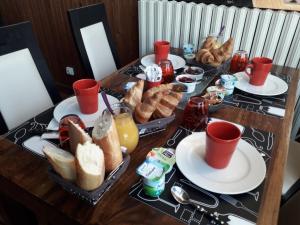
xmin=48 ymin=152 xmax=130 ymax=205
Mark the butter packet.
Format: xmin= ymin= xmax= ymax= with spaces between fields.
xmin=146 ymin=147 xmax=175 ymax=173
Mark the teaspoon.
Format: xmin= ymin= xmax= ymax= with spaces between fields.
xmin=171 ymin=186 xmax=229 ymax=225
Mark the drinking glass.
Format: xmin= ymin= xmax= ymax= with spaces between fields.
xmin=59 ymin=114 xmax=86 ymax=149
xmin=103 ymin=103 xmax=139 ymax=153
xmin=182 ymin=97 xmax=209 ymax=131
xmin=159 ymin=59 xmax=174 ymax=84
xmin=229 ymin=50 xmax=248 ymax=73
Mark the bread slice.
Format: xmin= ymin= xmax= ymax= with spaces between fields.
xmin=92 ymin=114 xmax=122 ymax=172
xmin=76 ymin=142 xmax=105 ymax=191
xmin=68 ymin=119 xmax=92 ymax=154
xmin=43 ymin=146 xmax=76 ymax=181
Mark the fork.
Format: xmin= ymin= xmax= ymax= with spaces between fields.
xmin=220 ymin=195 xmax=258 ymax=217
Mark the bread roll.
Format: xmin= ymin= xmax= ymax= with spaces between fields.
xmin=75 ymin=142 xmax=105 ymax=191
xmin=43 ymin=146 xmax=76 ymax=181
xmin=122 ymin=80 xmax=144 ymax=110
xmin=92 ymin=114 xmax=122 ymax=172
xmin=68 ymin=120 xmax=92 ymax=154
xmin=135 ymin=92 xmax=163 ymax=123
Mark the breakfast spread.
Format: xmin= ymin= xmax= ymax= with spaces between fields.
xmin=196 ymin=36 xmax=234 ymax=67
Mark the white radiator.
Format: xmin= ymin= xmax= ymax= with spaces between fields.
xmin=138 ymin=0 xmax=300 ymax=69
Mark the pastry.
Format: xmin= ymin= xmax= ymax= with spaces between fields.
xmin=135 ymin=92 xmax=163 ymax=123
xmin=122 ymin=80 xmax=144 ymax=110
xmin=196 ymin=37 xmax=234 ymax=67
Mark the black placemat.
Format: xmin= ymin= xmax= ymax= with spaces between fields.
xmin=3 ymin=88 xmax=124 ymax=151
xmin=221 ymin=73 xmax=291 ymax=118
xmin=130 ymin=123 xmax=274 ymax=225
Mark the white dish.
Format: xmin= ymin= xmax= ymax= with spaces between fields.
xmin=234 ymin=72 xmax=288 ymax=96
xmin=176 ymin=132 xmax=266 ymax=194
xmin=53 ymin=94 xmax=119 ymax=128
xmin=176 ymin=74 xmax=198 ymax=93
xmin=141 ymin=54 xmax=186 ymax=70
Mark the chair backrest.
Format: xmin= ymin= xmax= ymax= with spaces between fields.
xmin=68 ymin=3 xmax=120 ymax=81
xmin=0 ymin=21 xmax=61 ymax=134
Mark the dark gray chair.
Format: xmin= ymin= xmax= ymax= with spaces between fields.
xmin=0 ymin=21 xmax=61 ymax=135
xmin=68 ymin=3 xmax=120 ymax=81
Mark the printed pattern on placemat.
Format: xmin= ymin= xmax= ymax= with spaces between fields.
xmin=130 ymin=125 xmax=274 ymax=225
xmin=222 ymin=73 xmax=291 ymax=118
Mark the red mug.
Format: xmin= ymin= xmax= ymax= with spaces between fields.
xmin=154 ymin=41 xmax=170 ymax=64
xmin=245 ymin=57 xmax=272 ymax=86
xmin=73 ymin=79 xmax=100 ymax=114
xmin=205 ymin=121 xmax=241 ymax=169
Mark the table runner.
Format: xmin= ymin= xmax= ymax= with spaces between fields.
xmin=221 ymin=73 xmax=291 ymax=118
xmin=130 ymin=123 xmax=274 ymax=225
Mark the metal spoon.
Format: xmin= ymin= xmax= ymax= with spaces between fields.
xmin=171 ymin=186 xmax=229 ymax=225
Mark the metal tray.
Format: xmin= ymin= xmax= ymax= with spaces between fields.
xmin=137 ymin=114 xmax=175 ymax=137
xmin=48 ymin=153 xmax=130 ymax=205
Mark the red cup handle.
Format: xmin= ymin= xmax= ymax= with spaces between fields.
xmin=245 ymin=64 xmax=253 ymax=77
xmin=97 ymin=80 xmax=102 ymax=92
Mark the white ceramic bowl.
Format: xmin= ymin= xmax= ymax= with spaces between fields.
xmin=176 ymin=74 xmax=197 ymax=93
xmin=184 ymin=66 xmax=204 ymax=81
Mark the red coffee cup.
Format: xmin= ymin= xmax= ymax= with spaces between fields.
xmin=73 ymin=79 xmax=100 ymax=114
xmin=154 ymin=41 xmax=170 ymax=64
xmin=245 ymin=57 xmax=272 ymax=86
xmin=205 ymin=121 xmax=241 ymax=169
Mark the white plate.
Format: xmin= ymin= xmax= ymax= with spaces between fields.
xmin=234 ymin=72 xmax=288 ymax=96
xmin=176 ymin=132 xmax=266 ymax=194
xmin=141 ymin=54 xmax=186 ymax=70
xmin=53 ymin=94 xmax=119 ymax=128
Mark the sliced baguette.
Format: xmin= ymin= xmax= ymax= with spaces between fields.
xmin=43 ymin=146 xmax=76 ymax=181
xmin=68 ymin=119 xmax=92 ymax=154
xmin=76 ymin=142 xmax=105 ymax=191
xmin=92 ymin=114 xmax=122 ymax=172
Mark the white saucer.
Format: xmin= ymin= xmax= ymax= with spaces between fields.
xmin=141 ymin=54 xmax=186 ymax=70
xmin=176 ymin=132 xmax=266 ymax=194
xmin=53 ymin=94 xmax=119 ymax=128
xmin=234 ymin=72 xmax=288 ymax=96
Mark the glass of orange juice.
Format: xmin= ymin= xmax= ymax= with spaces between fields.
xmin=103 ymin=103 xmax=139 ymax=153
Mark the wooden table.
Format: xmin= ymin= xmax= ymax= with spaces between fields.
xmin=0 ymin=62 xmax=299 ymax=225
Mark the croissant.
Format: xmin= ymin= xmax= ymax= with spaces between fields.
xmin=142 ymin=83 xmax=173 ymax=100
xmin=202 ymin=36 xmax=220 ymax=50
xmin=153 ymin=91 xmax=183 ymax=118
xmin=134 ymin=92 xmax=163 ymax=123
xmin=196 ymin=37 xmax=234 ymax=67
xmin=122 ymin=80 xmax=144 ymax=110
xmin=196 ymin=49 xmax=214 ymax=64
